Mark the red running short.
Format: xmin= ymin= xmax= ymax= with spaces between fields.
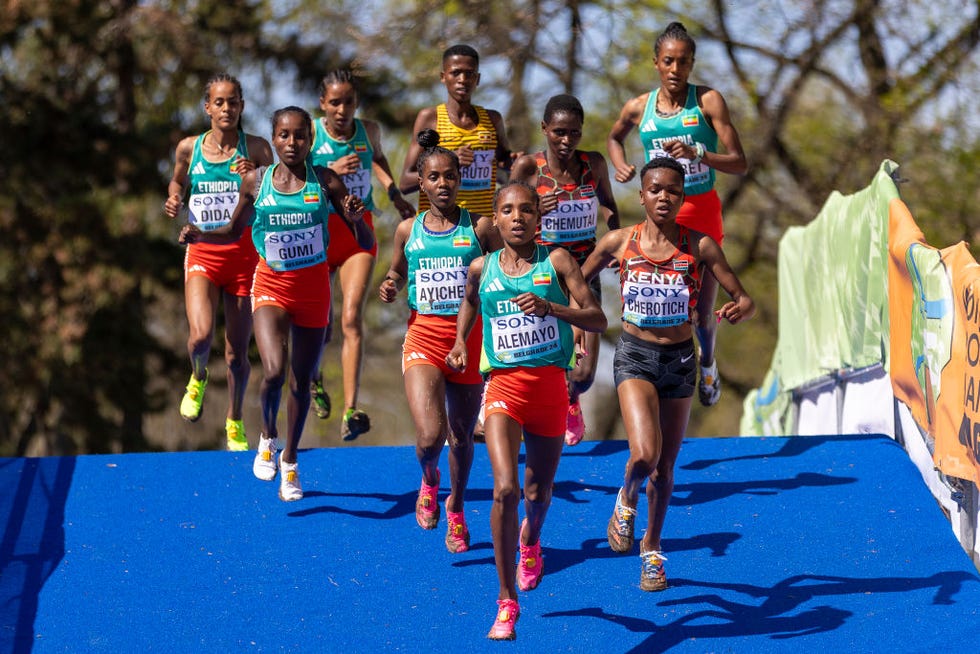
xmin=183 ymin=226 xmax=258 ymax=297
xmin=403 ymin=311 xmax=483 ymax=385
xmin=676 ymin=189 xmax=724 ymax=246
xmin=484 ymin=366 xmax=569 ymax=437
xmin=251 ymin=258 xmax=331 ymax=328
xmin=327 ymin=210 xmax=377 ymax=270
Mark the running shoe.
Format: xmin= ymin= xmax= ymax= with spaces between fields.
xmin=516 ymin=519 xmax=543 ymax=591
xmin=415 ymin=471 xmax=440 ymax=530
xmin=225 ymin=418 xmax=248 ymax=452
xmin=607 ymin=488 xmax=637 ymax=553
xmin=639 ymin=548 xmax=668 ymax=591
xmin=340 ymin=408 xmax=371 ymax=441
xmin=310 ymin=376 xmax=331 ymax=419
xmin=564 ymin=400 xmax=585 ymax=446
xmin=444 ymin=499 xmax=470 ymax=553
xmin=698 ymin=360 xmax=721 ymax=407
xmin=486 ymin=598 xmax=520 ymax=641
xmin=253 ymin=434 xmax=279 ymax=481
xmin=179 ymin=371 xmax=208 ymax=422
xmin=278 ymin=454 xmax=302 ymax=502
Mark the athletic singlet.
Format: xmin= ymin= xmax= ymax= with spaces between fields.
xmin=638 ymin=86 xmax=719 ymax=196
xmin=478 ymin=246 xmax=574 ymax=372
xmin=310 ymin=117 xmax=375 ymax=211
xmin=186 ymin=129 xmax=250 ymax=231
xmin=405 ymin=208 xmax=483 ymax=315
xmin=252 ymin=163 xmax=330 ymax=272
xmin=533 ymin=151 xmax=599 ymax=264
xmin=619 ymin=224 xmax=700 ymax=328
xmin=418 ymin=103 xmax=498 ymax=215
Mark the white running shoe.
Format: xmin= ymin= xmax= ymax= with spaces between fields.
xmin=278 ymin=454 xmax=303 ymax=502
xmin=253 ymin=434 xmax=279 ymax=481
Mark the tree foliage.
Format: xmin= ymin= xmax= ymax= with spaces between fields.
xmin=2 ymin=0 xmax=978 ymax=454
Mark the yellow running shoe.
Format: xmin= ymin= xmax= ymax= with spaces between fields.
xmin=179 ymin=372 xmax=208 ymax=422
xmin=225 ymin=418 xmax=248 ymax=451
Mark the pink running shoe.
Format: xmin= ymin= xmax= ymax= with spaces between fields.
xmin=415 ymin=470 xmax=440 ymax=530
xmin=444 ymin=499 xmax=470 ymax=553
xmin=564 ymin=400 xmax=585 ymax=446
xmin=516 ymin=519 xmax=543 ymax=591
xmin=486 ymin=598 xmax=520 ymax=640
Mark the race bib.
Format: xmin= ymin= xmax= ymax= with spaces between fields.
xmin=540 ymin=197 xmax=598 ymax=244
xmin=414 ymin=266 xmax=468 ymax=314
xmin=460 ymin=149 xmax=495 ymax=191
xmin=622 ymin=279 xmax=690 ymax=328
xmin=188 ymin=191 xmax=239 ymax=231
xmin=490 ymin=313 xmax=561 ymax=363
xmin=647 ymin=146 xmax=710 ymax=189
xmin=264 ymin=224 xmax=326 ymax=271
xmin=342 ymin=168 xmax=372 ymax=201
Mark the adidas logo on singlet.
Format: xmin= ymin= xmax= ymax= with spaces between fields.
xmin=191 ymin=161 xmax=207 ymax=175
xmin=256 ymin=195 xmax=278 ymax=208
xmin=406 ymin=238 xmax=425 ymax=252
xmin=639 ymin=119 xmax=658 ymax=133
xmin=485 ymin=277 xmax=505 ymax=293
xmin=315 ymin=142 xmax=334 ymax=155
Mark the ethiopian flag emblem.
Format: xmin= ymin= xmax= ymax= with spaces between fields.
xmin=453 ymin=235 xmax=472 ymax=248
xmin=354 ymin=143 xmax=368 ymax=153
xmin=532 ymin=272 xmax=551 ymax=286
xmin=681 ymin=115 xmax=699 ymax=127
xmin=303 ymin=192 xmax=319 ymax=204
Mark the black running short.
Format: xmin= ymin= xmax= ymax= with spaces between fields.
xmin=613 ymin=332 xmax=696 ymax=399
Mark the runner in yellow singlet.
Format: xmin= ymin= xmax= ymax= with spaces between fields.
xmin=399 ymin=44 xmax=514 ymax=217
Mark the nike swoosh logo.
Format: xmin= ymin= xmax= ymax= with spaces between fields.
xmin=680 ymin=353 xmax=693 ymax=363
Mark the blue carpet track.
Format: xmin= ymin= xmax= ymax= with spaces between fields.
xmin=2 ymin=435 xmax=979 ymax=653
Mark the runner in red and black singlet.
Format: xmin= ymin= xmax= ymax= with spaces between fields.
xmin=510 ymin=94 xmax=619 ymax=446
xmin=581 ymin=157 xmax=754 ymax=595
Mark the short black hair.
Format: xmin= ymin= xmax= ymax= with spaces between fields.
xmin=639 ymin=157 xmax=686 ymax=183
xmin=543 ymin=94 xmax=584 ymax=124
xmin=443 ymin=44 xmax=480 ymax=65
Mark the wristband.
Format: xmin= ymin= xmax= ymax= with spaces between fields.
xmin=692 ymin=142 xmax=705 ymax=164
xmin=387 ymin=186 xmax=401 ymax=200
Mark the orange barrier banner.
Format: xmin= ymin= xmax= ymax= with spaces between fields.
xmin=887 ymin=198 xmax=932 ymax=431
xmin=935 ymin=243 xmax=980 ymax=483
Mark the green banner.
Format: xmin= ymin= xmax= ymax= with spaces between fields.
xmin=741 ymin=161 xmax=897 ymax=435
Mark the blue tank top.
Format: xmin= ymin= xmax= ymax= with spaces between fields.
xmin=310 ymin=117 xmax=375 ymax=211
xmin=478 ymin=246 xmax=574 ymax=372
xmin=252 ymin=163 xmax=330 ymax=271
xmin=186 ymin=130 xmax=250 ymax=230
xmin=637 ymin=86 xmax=719 ymax=196
xmin=405 ymin=209 xmax=484 ymax=315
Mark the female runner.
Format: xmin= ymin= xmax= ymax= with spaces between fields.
xmin=379 ymin=129 xmax=501 ymax=552
xmin=165 ymin=73 xmax=273 ymax=450
xmin=180 ymin=106 xmax=371 ymax=501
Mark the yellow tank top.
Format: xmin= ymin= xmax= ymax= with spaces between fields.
xmin=419 ymin=103 xmax=498 ymax=215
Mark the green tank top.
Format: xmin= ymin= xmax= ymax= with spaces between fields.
xmin=405 ymin=209 xmax=483 ymax=315
xmin=187 ymin=129 xmax=250 ymax=230
xmin=637 ymin=85 xmax=719 ymax=196
xmin=478 ymin=245 xmax=574 ymax=372
xmin=251 ymin=162 xmax=330 ymax=271
xmin=310 ymin=117 xmax=375 ymax=211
